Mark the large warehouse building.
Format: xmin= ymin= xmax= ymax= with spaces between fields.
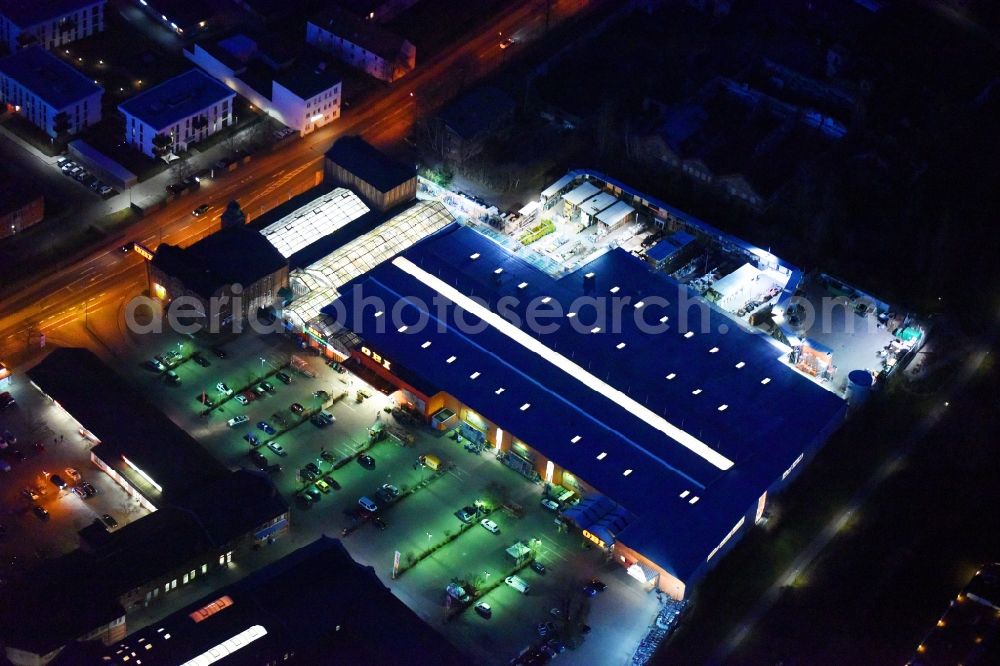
xmin=321 ymin=223 xmax=847 ymax=598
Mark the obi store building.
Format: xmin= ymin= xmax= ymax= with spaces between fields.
xmin=320 ymin=223 xmax=847 ymax=599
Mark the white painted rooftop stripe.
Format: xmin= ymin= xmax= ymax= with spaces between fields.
xmin=392 ymin=256 xmax=735 ymax=471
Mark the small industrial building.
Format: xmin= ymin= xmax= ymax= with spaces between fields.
xmin=68 ymin=537 xmax=468 ymax=665
xmin=118 ymin=69 xmax=235 ymax=158
xmin=0 ymin=348 xmax=289 ymax=666
xmin=184 ymin=33 xmax=342 ymax=136
xmin=428 ymin=86 xmax=515 ymax=163
xmin=325 ymin=135 xmax=417 ymax=212
xmin=0 ymin=169 xmax=43 ymax=239
xmin=0 ymin=0 xmax=106 ymax=52
xmin=0 ymin=46 xmax=102 ymax=138
xmin=149 ymin=224 xmax=288 ymax=331
xmin=306 ymin=5 xmax=415 ymax=82
xmin=646 ymin=231 xmax=696 ymax=272
xmin=320 ymin=223 xmax=847 ymax=599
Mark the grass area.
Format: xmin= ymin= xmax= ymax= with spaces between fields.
xmin=2 ymin=114 xmax=63 ymax=157
xmin=520 ymin=218 xmax=555 ymax=245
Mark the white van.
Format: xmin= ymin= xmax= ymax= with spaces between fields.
xmin=505 ymin=575 xmax=530 ymax=595
xmin=227 ymin=415 xmax=249 ymax=428
xmin=358 ymin=496 xmax=378 ymax=512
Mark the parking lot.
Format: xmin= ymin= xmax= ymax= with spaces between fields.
xmin=0 ymin=374 xmax=151 ymax=575
xmin=116 ymin=327 xmax=663 ymax=663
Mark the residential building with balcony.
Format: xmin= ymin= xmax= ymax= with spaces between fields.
xmin=0 ymin=0 xmax=106 ymax=53
xmin=0 ymin=46 xmax=102 ymax=138
xmin=118 ymin=68 xmax=235 ymax=159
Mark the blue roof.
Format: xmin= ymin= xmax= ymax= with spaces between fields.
xmin=647 ymin=231 xmax=696 ymax=262
xmin=0 ymin=47 xmax=102 ymax=110
xmin=118 ymin=69 xmax=234 ymax=130
xmin=324 ymin=224 xmax=845 ymax=582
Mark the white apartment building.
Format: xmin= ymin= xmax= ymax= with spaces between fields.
xmin=0 ymin=46 xmax=102 ymax=138
xmin=184 ymin=35 xmax=340 ymax=136
xmin=0 ymin=0 xmax=106 ymax=53
xmin=306 ymin=6 xmax=415 ymax=83
xmin=118 ymin=69 xmax=235 ymax=158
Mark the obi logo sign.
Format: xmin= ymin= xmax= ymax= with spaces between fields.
xmin=360 ymin=346 xmax=391 ymax=371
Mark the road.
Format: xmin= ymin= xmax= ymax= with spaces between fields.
xmin=0 ymin=0 xmax=592 ymax=365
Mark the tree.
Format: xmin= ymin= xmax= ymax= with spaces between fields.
xmin=52 ymin=112 xmax=72 ymax=142
xmin=171 ymin=158 xmax=194 ymax=183
xmin=151 ymin=133 xmax=173 ymax=158
xmin=220 ymin=200 xmax=246 ymax=229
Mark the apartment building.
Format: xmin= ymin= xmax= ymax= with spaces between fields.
xmin=0 ymin=0 xmax=106 ymax=52
xmin=0 ymin=46 xmax=102 ymax=137
xmin=118 ymin=68 xmax=235 ymax=158
xmin=306 ymin=5 xmax=415 ymax=82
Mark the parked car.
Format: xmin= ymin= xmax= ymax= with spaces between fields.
xmin=49 ymin=474 xmax=67 ymax=490
xmin=0 ymin=392 xmax=15 ymax=409
xmin=480 ymin=518 xmax=500 ymax=534
xmin=80 ymin=481 xmax=97 ymax=497
xmin=381 ymin=483 xmax=399 ymax=498
xmin=310 ymin=414 xmax=330 ymax=428
xmin=235 ymin=394 xmax=250 ymax=406
xmin=357 ymin=454 xmax=375 ymax=470
xmin=271 ymin=412 xmax=289 ymax=428
xmin=474 ymin=601 xmax=492 ymax=619
xmin=243 ymin=432 xmax=259 ymax=446
xmin=315 ymin=478 xmax=331 ymax=493
xmin=358 ymin=496 xmax=378 ymax=512
xmin=302 ymin=488 xmax=320 ymax=503
xmin=275 ymin=371 xmax=292 ymax=384
xmin=300 ymin=468 xmax=318 ymax=482
xmin=540 ymin=498 xmax=560 ymax=511
xmin=227 ymin=415 xmax=249 ymax=428
xmin=252 ymin=384 xmax=267 ymax=396
xmin=216 ymin=382 xmax=233 ymax=396
xmin=257 ymin=421 xmax=276 ymax=435
xmin=101 ymin=514 xmax=118 ymax=529
xmin=211 ymin=347 xmax=228 ymax=359
xmin=21 ymin=487 xmax=40 ymax=501
xmin=266 ymin=441 xmax=286 ymax=457
xmin=530 ymin=560 xmax=546 ymax=575
xmin=455 ymin=506 xmax=477 ymax=523
xmin=191 ymin=352 xmax=210 ymax=367
xmin=259 ymin=380 xmax=274 ymax=392
xmin=165 ymin=370 xmax=181 ymax=385
xmin=305 ymin=462 xmax=320 ymax=475
xmin=147 ymin=358 xmax=166 ymax=372
xmin=33 ymin=505 xmax=49 ymax=521
xmin=324 ymin=476 xmax=341 ymax=490
xmin=64 ymin=467 xmax=81 ymax=482
xmin=98 ymin=184 xmax=114 ymax=196
xmin=289 ymin=402 xmax=305 ymax=414
xmin=249 ymin=450 xmax=268 ymax=469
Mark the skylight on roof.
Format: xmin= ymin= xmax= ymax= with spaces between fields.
xmin=616 ymin=342 xmax=626 ymax=350
xmin=469 ymin=372 xmax=480 ymax=379
xmin=571 ymin=435 xmax=581 ymax=443
xmin=634 ymin=301 xmax=645 ymax=308
xmin=494 ymin=268 xmax=503 ymax=275
xmin=520 ymin=403 xmax=531 ymax=411
xmin=709 ymin=347 xmax=719 ymax=353
xmin=374 ymin=311 xmax=384 ymax=318
xmin=541 ymin=296 xmax=552 ymax=304
xmin=761 ymin=377 xmax=771 ymax=385
xmin=680 ymin=490 xmax=690 ymax=498
xmin=259 ymin=188 xmax=369 ymax=257
xmin=718 ymin=404 xmax=728 ymax=411
xmin=567 ymin=312 xmax=576 ymax=318
xmin=470 ymin=253 xmax=480 ymax=260
xmin=692 ymin=388 xmax=702 ymax=395
xmin=495 ymin=387 xmax=505 ymax=395
xmin=735 ymin=361 xmax=745 ymax=369
xmin=446 ymin=356 xmax=457 ymax=364
xmin=610 ymin=286 xmax=620 ymax=293
xmin=623 ymin=469 xmax=633 ymax=476
xmin=585 ymin=272 xmax=595 ymax=279
xmin=518 ymin=282 xmax=528 ymax=289
xmin=590 ymin=326 xmax=601 ymax=334
xmin=393 ymin=256 xmax=736 ymax=471
xmin=684 ymin=331 xmax=695 ymax=339
xmin=666 ymin=373 xmax=676 ymax=380
xmin=689 ymin=496 xmax=700 ymax=505
xmin=660 ymin=315 xmax=669 ymax=323
xmin=421 ymin=341 xmax=432 ymax=349
xmin=397 ymin=325 xmax=408 ymax=333
xmin=596 ymin=452 xmax=607 ymax=460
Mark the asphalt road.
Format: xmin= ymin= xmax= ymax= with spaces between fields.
xmin=0 ymin=0 xmax=591 ymax=368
